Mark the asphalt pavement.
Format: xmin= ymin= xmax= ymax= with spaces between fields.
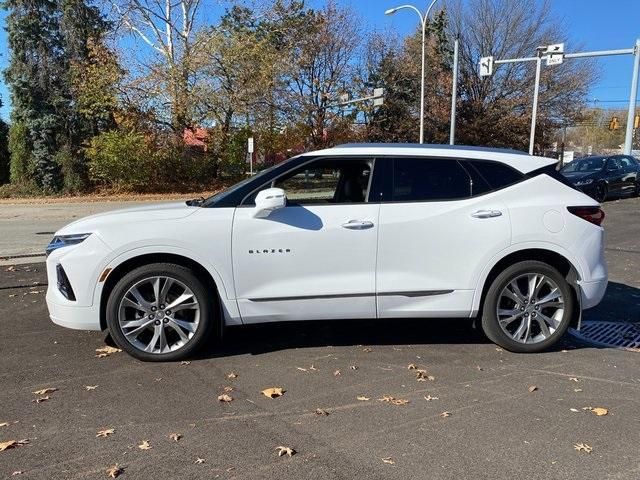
xmin=0 ymin=197 xmax=639 ymax=479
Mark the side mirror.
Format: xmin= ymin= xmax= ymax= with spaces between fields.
xmin=253 ymin=188 xmax=286 ymax=218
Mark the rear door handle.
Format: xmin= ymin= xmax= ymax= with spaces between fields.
xmin=471 ymin=209 xmax=502 ymax=219
xmin=341 ymin=220 xmax=374 ymax=230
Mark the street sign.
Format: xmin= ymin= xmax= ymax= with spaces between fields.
xmin=247 ymin=137 xmax=254 ymax=153
xmin=373 ymin=87 xmax=384 ymax=106
xmin=545 ymin=43 xmax=564 ymax=66
xmin=479 ymin=56 xmax=493 ymax=77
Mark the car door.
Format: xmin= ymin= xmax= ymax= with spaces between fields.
xmin=604 ymin=157 xmax=625 ymax=194
xmin=375 ymin=157 xmax=512 ymax=318
xmin=232 ymin=157 xmax=380 ymax=323
xmin=619 ymin=156 xmax=638 ymax=194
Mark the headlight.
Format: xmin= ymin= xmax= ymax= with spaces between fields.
xmin=575 ymin=178 xmax=594 ymax=186
xmin=46 ymin=233 xmax=92 ymax=256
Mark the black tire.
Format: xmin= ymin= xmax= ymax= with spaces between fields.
xmin=106 ymin=262 xmax=217 ymax=361
xmin=481 ymin=260 xmax=575 ymax=353
xmin=593 ymin=182 xmax=607 ymax=203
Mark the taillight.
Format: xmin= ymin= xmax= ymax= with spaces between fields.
xmin=567 ymin=206 xmax=605 ymax=226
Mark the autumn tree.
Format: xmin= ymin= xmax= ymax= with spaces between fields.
xmin=447 ymin=0 xmax=596 ymax=152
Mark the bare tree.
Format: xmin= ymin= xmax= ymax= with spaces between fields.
xmin=109 ymin=0 xmax=206 ymax=130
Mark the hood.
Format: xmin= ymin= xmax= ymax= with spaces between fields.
xmin=561 ymin=171 xmax=598 ymax=182
xmin=56 ymin=201 xmax=199 ymax=236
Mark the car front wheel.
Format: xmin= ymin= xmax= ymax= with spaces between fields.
xmin=593 ymin=183 xmax=607 ymax=203
xmin=106 ymin=263 xmax=216 ymax=361
xmin=481 ymin=261 xmax=574 ymax=353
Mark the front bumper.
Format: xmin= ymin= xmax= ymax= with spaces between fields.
xmin=45 ymin=234 xmax=111 ymax=331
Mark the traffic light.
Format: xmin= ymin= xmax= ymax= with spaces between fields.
xmin=609 ymin=116 xmax=620 ymax=131
xmin=635 ymin=114 xmax=639 ymax=129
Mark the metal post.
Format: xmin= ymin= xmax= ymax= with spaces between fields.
xmin=419 ymin=18 xmax=426 ymax=144
xmin=529 ymin=55 xmax=543 ymax=155
xmin=623 ymin=39 xmax=640 ymax=155
xmin=449 ymin=37 xmax=459 ymax=145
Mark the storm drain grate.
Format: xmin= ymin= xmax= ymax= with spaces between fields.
xmin=570 ymin=321 xmax=640 ymax=351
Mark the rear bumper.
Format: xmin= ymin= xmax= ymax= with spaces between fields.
xmin=578 ymin=277 xmax=608 ymax=310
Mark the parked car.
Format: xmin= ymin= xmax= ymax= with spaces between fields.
xmin=45 ymin=144 xmax=607 ymax=360
xmin=560 ymin=154 xmax=640 ymax=202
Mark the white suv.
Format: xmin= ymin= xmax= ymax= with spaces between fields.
xmin=45 ymin=144 xmax=608 ymax=360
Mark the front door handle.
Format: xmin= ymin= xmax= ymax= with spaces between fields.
xmin=341 ymin=220 xmax=374 ymax=230
xmin=471 ymin=209 xmax=502 ymax=219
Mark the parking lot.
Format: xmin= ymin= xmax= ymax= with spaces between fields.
xmin=1 ymin=197 xmax=639 ymax=479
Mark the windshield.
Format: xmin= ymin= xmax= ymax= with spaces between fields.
xmin=561 ymin=157 xmax=606 ymax=173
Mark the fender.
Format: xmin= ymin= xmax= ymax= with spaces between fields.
xmin=91 ymin=244 xmax=242 ymax=326
xmin=470 ymin=241 xmax=586 ymax=315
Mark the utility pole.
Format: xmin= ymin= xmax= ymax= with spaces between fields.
xmin=449 ymin=37 xmax=459 ymax=145
xmin=623 ymin=39 xmax=640 ymax=155
xmin=529 ymin=48 xmax=545 ymax=155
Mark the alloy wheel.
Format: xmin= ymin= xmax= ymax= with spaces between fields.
xmin=496 ymin=273 xmax=565 ymax=344
xmin=118 ymin=276 xmax=200 ymax=354
xmin=594 ymin=184 xmax=606 ymax=203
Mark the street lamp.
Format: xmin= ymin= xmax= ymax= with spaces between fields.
xmin=385 ymin=0 xmax=438 ymax=144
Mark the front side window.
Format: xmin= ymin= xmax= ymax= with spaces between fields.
xmin=391 ymin=158 xmax=471 ymax=201
xmin=243 ymin=158 xmax=372 ymax=206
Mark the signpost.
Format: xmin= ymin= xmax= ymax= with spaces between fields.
xmin=479 ymin=39 xmax=640 ymax=156
xmin=247 ymin=137 xmax=254 ymax=175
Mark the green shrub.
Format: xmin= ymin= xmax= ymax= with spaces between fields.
xmin=86 ymin=130 xmax=154 ymax=191
xmin=56 ymin=146 xmax=88 ymax=194
xmin=8 ymin=121 xmax=33 ymax=184
xmin=0 ymin=119 xmax=9 ymax=185
xmin=0 ymin=181 xmax=42 ymax=198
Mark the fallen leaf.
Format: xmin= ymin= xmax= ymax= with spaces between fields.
xmin=296 ymin=367 xmax=307 ymax=372
xmin=379 ymin=395 xmax=409 ymax=406
xmin=218 ymin=394 xmax=233 ymax=403
xmin=223 ymin=386 xmax=234 ymax=393
xmin=5 ymin=266 xmax=16 ymax=272
xmin=309 ymin=365 xmax=317 ymax=371
xmin=314 ymin=408 xmax=329 ymax=416
xmin=227 ymin=372 xmax=238 ymax=379
xmin=138 ymin=440 xmax=152 ymax=450
xmin=32 ymin=396 xmax=49 ymax=404
xmin=194 ymin=458 xmax=206 ymax=464
xmin=9 ymin=294 xmax=16 ymax=298
xmin=589 ymin=407 xmax=608 ymax=416
xmin=423 ymin=395 xmax=439 ymax=401
xmin=407 ymin=364 xmax=417 ymax=370
xmin=11 ymin=471 xmax=23 ymax=475
xmin=106 ymin=465 xmax=123 ymax=478
xmin=333 ymin=370 xmax=341 ymax=376
xmin=574 ymin=388 xmax=583 ymax=392
xmin=261 ymin=387 xmax=284 ymax=398
xmin=440 ymin=411 xmax=452 ymax=418
xmin=85 ymin=385 xmax=98 ymax=391
xmin=570 ymin=408 xmax=580 ymax=412
xmin=350 ymin=365 xmax=358 ymax=370
xmin=95 ymin=346 xmax=121 ymax=358
xmin=96 ymin=428 xmax=115 ymax=438
xmin=357 ymin=395 xmax=370 ymax=401
xmin=574 ymin=443 xmax=593 ymax=453
xmin=476 ymin=366 xmax=483 ymax=371
xmin=276 ymin=446 xmax=296 ymax=457
xmin=569 ymin=377 xmax=579 ymax=382
xmin=0 ymin=439 xmax=29 ymax=451
xmin=362 ymin=348 xmax=372 ymax=353
xmin=168 ymin=433 xmax=182 ymax=442
xmin=495 ymin=347 xmax=503 ymax=352
xmin=382 ymin=457 xmax=395 ymax=465
xmin=0 ymin=422 xmax=10 ymax=427
xmin=180 ymin=361 xmax=191 ymax=365
xmin=32 ymin=388 xmax=57 ymax=395
xmin=528 ymin=385 xmax=538 ymax=393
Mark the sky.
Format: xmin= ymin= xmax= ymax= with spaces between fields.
xmin=0 ymin=0 xmax=639 ymax=121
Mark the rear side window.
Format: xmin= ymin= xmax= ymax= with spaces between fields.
xmin=392 ymin=158 xmax=470 ymax=201
xmin=468 ymin=160 xmax=523 ymax=190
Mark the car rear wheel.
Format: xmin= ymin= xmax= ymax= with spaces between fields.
xmin=593 ymin=183 xmax=607 ymax=203
xmin=481 ymin=261 xmax=574 ymax=353
xmin=106 ymin=263 xmax=216 ymax=361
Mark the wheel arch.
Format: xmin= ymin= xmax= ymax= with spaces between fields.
xmin=474 ymin=248 xmax=582 ymax=328
xmin=98 ymin=252 xmax=226 ymax=331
